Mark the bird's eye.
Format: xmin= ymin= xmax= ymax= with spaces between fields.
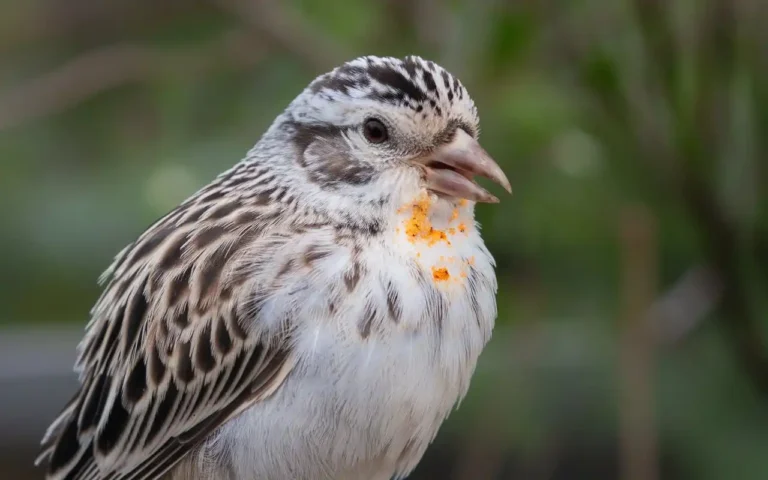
xmin=363 ymin=118 xmax=388 ymax=144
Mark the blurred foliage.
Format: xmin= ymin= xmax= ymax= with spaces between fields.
xmin=1 ymin=0 xmax=767 ymax=479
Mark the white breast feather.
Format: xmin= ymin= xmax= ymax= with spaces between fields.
xmin=206 ymin=192 xmax=497 ymax=480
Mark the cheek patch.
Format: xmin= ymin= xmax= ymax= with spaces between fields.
xmin=291 ymin=122 xmax=377 ymax=188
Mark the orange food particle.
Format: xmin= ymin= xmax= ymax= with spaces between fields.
xmin=425 ymin=230 xmax=447 ymax=245
xmin=450 ymin=208 xmax=459 ymax=221
xmin=432 ymin=266 xmax=450 ymax=281
xmin=467 ymin=256 xmax=476 ymax=265
xmin=458 ymin=199 xmax=468 ymax=207
xmin=402 ymin=194 xmax=449 ymax=246
xmin=458 ymin=223 xmax=467 ymax=233
xmin=447 ymin=227 xmax=456 ymax=235
xmin=460 ymin=270 xmax=468 ymax=278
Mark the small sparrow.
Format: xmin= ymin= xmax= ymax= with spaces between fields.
xmin=37 ymin=55 xmax=510 ymax=480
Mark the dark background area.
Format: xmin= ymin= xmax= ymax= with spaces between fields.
xmin=1 ymin=0 xmax=767 ymax=479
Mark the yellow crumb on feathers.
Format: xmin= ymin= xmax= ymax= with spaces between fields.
xmin=432 ymin=266 xmax=450 ymax=282
xmin=402 ymin=194 xmax=449 ymax=246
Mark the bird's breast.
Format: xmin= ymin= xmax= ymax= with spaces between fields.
xmin=211 ymin=197 xmax=498 ymax=479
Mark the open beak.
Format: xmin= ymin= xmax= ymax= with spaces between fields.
xmin=414 ymin=129 xmax=511 ymax=203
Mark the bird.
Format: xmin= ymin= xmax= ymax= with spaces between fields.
xmin=36 ymin=55 xmax=511 ymax=480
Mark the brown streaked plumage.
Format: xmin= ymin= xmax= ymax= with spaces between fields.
xmin=38 ymin=55 xmax=510 ymax=480
xmin=38 ymin=181 xmax=298 ymax=479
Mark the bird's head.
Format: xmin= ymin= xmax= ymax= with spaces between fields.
xmin=247 ymin=56 xmax=510 ymax=227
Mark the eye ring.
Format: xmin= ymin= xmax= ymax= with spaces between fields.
xmin=363 ymin=118 xmax=388 ymax=144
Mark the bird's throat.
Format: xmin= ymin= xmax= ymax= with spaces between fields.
xmin=393 ymin=192 xmax=477 ymax=286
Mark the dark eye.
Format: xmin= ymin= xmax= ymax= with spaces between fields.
xmin=363 ymin=118 xmax=388 ymax=144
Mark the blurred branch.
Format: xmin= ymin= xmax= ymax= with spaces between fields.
xmin=0 ymin=0 xmax=205 ymax=56
xmin=1 ymin=0 xmax=351 ymax=131
xmin=618 ymin=206 xmax=659 ymax=480
xmin=0 ymin=30 xmax=265 ymax=131
xmin=631 ymin=0 xmax=676 ymax=101
xmin=211 ymin=0 xmax=350 ymax=73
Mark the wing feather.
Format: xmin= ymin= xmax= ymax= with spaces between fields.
xmin=39 ymin=193 xmax=296 ymax=480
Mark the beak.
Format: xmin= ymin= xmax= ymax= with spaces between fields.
xmin=415 ymin=128 xmax=511 ymax=203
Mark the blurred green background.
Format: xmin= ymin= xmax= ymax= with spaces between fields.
xmin=1 ymin=0 xmax=767 ymax=479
